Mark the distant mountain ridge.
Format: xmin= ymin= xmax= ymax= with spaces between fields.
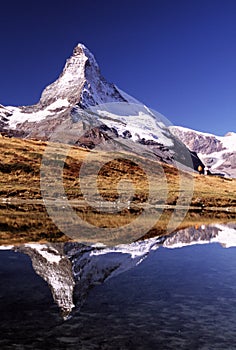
xmin=171 ymin=126 xmax=236 ymax=178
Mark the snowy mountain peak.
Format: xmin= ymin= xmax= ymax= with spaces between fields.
xmin=39 ymin=44 xmax=88 ymax=107
xmin=39 ymin=42 xmax=126 ymax=109
xmin=73 ymin=43 xmax=89 ymax=54
xmin=2 ymin=43 xmax=128 ymax=133
xmin=72 ymin=43 xmax=99 ymax=68
xmin=1 ymin=43 xmax=230 ymax=178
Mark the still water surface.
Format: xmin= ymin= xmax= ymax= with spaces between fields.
xmin=1 ymin=224 xmax=236 ymax=349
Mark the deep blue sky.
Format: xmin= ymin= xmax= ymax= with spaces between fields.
xmin=0 ymin=0 xmax=235 ymax=135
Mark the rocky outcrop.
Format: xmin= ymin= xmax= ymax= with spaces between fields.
xmin=0 ymin=105 xmax=12 ymax=132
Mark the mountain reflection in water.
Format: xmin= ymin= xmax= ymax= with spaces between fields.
xmin=0 ymin=222 xmax=236 ymax=349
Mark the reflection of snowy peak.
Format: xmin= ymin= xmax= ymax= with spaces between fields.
xmin=10 ymin=237 xmax=162 ymax=318
xmin=16 ymin=243 xmax=75 ymax=320
xmin=163 ymin=224 xmax=236 ymax=249
xmin=171 ymin=126 xmax=236 ymax=177
xmin=65 ymin=237 xmax=161 ymax=312
xmin=1 ymin=224 xmax=236 ymax=320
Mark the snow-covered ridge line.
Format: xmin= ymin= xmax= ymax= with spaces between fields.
xmin=89 ymin=236 xmax=161 ymax=259
xmin=171 ymin=125 xmax=236 ymax=139
xmin=8 ymin=99 xmax=70 ymax=128
xmin=171 ymin=125 xmax=236 ymax=149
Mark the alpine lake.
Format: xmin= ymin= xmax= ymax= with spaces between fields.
xmin=0 ymin=200 xmax=236 ymax=350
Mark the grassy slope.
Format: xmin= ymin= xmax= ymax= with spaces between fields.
xmin=0 ymin=135 xmax=235 ymax=245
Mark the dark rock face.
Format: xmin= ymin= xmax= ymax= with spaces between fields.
xmin=74 ymin=125 xmax=119 ymax=149
xmin=190 ymin=151 xmax=205 ymax=174
xmin=0 ymin=105 xmax=12 ymax=133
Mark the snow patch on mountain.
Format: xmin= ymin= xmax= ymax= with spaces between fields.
xmin=89 ymin=236 xmax=160 ymax=259
xmin=7 ymin=99 xmax=70 ymax=128
xmin=24 ymin=243 xmax=63 ymax=264
xmin=0 ymin=245 xmax=14 ymax=250
xmin=92 ymin=107 xmax=174 ymax=147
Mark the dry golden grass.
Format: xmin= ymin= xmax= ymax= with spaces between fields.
xmin=0 ymin=135 xmax=235 ymax=245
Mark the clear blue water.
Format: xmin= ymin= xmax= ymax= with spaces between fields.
xmin=1 ymin=243 xmax=236 ymax=349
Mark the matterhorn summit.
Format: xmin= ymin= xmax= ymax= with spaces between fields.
xmin=39 ymin=43 xmax=127 ymax=109
xmin=0 ymin=43 xmax=129 ymax=138
xmin=0 ymin=43 xmax=198 ymax=171
xmin=0 ymin=42 xmax=233 ymax=176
